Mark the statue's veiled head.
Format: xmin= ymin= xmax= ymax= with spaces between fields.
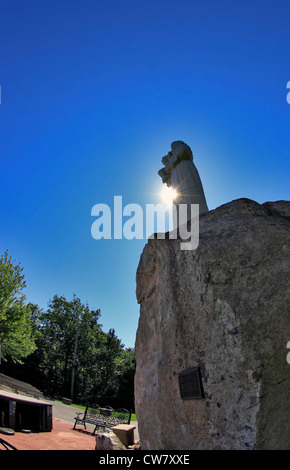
xmin=171 ymin=141 xmax=193 ymax=160
xmin=160 ymin=141 xmax=193 ymax=171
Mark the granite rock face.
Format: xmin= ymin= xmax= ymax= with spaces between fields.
xmin=135 ymin=198 xmax=290 ymax=450
xmin=95 ymin=432 xmax=126 ymax=450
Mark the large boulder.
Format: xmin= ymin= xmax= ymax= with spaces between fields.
xmin=135 ymin=198 xmax=290 ymax=450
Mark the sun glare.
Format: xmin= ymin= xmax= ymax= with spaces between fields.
xmin=161 ymin=186 xmax=178 ymax=205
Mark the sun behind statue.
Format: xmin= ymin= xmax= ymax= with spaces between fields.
xmin=160 ymin=185 xmax=178 ymax=205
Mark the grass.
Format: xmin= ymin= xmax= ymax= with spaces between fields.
xmin=63 ymin=401 xmax=137 ymax=421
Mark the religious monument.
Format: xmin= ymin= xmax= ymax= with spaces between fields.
xmin=134 ymin=140 xmax=290 ymax=450
xmin=158 ymin=141 xmax=209 ymax=227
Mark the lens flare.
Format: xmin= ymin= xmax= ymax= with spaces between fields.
xmin=161 ymin=186 xmax=178 ymax=205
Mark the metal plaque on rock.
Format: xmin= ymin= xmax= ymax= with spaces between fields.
xmin=178 ymin=367 xmax=204 ymax=399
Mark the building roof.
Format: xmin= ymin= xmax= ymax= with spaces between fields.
xmin=0 ymin=388 xmax=53 ymax=406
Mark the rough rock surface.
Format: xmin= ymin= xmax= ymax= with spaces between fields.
xmin=135 ymin=198 xmax=290 ymax=450
xmin=95 ymin=432 xmax=126 ymax=450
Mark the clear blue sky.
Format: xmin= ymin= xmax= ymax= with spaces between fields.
xmin=1 ymin=0 xmax=289 ymax=348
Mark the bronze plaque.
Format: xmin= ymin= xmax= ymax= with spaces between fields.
xmin=178 ymin=367 xmax=204 ymax=399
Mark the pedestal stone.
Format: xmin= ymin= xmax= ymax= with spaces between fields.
xmin=135 ymin=198 xmax=290 ymax=450
xmin=111 ymin=424 xmax=136 ymax=446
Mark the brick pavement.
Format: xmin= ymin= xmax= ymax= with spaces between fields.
xmin=1 ymin=418 xmax=96 ymax=450
xmin=0 ymin=399 xmax=139 ymax=450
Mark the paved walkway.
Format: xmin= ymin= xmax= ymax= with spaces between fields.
xmin=0 ymin=399 xmax=139 ymax=450
xmin=2 ymin=418 xmax=97 ymax=450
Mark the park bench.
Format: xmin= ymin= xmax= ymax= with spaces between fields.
xmin=73 ymin=405 xmax=131 ymax=435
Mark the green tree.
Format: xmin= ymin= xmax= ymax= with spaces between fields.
xmin=34 ymin=296 xmax=136 ymax=409
xmin=94 ymin=328 xmax=124 ymax=405
xmin=91 ymin=332 xmax=135 ymax=410
xmin=37 ymin=294 xmax=104 ymax=400
xmin=114 ymin=347 xmax=136 ymax=410
xmin=0 ymin=251 xmax=37 ymax=362
xmin=1 ymin=285 xmax=136 ymax=410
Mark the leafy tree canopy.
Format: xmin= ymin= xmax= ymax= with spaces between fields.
xmin=0 ymin=251 xmax=37 ymax=362
xmin=0 ymin=253 xmax=136 ymax=409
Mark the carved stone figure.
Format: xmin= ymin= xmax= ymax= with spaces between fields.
xmin=158 ymin=141 xmax=209 ymax=221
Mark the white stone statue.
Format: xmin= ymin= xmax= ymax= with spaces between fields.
xmin=158 ymin=141 xmax=209 ymax=226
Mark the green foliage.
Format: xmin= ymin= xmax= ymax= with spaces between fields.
xmin=24 ymin=295 xmax=135 ymax=409
xmin=0 ymin=251 xmax=37 ymax=362
xmin=35 ymin=295 xmax=102 ymax=398
xmin=0 ymin=252 xmax=136 ymax=410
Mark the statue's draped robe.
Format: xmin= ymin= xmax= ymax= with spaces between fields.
xmin=158 ymin=142 xmax=209 ymax=223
